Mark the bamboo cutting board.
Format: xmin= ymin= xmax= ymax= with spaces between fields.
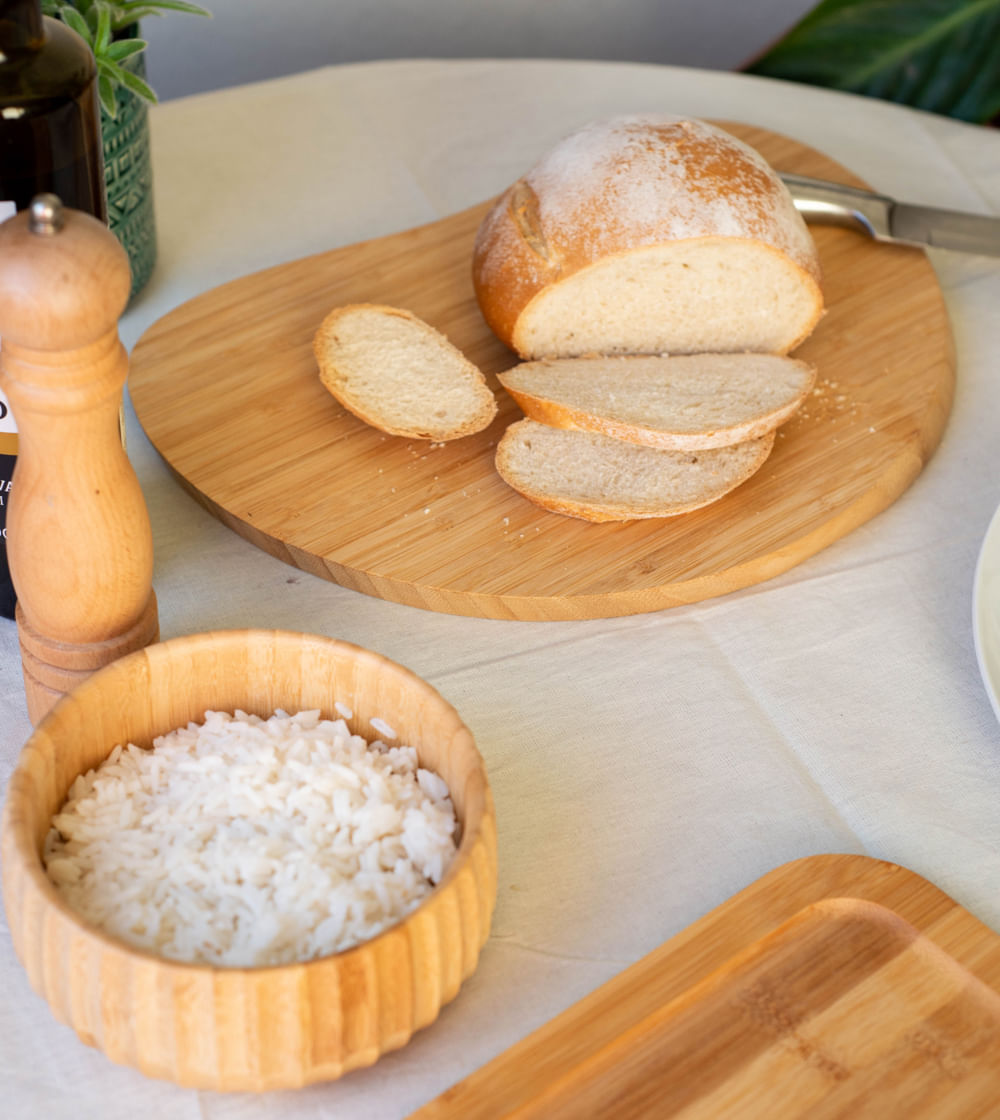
xmin=414 ymin=855 xmax=1000 ymax=1118
xmin=128 ymin=124 xmax=955 ymax=621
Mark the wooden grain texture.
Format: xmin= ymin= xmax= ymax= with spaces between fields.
xmin=129 ymin=124 xmax=955 ymax=621
xmin=0 ymin=205 xmax=158 ymax=721
xmin=0 ymin=629 xmax=497 ymax=1090
xmin=414 ymin=854 xmax=1000 ymax=1119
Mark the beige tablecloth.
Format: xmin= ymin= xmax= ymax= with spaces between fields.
xmin=2 ymin=58 xmax=1000 ymax=1119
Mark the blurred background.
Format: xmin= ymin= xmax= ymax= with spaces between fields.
xmin=141 ymin=0 xmax=817 ymax=101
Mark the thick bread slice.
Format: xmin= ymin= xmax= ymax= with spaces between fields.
xmin=473 ymin=115 xmax=823 ymax=359
xmin=495 ymin=419 xmax=775 ymax=522
xmin=497 ymin=353 xmax=815 ymax=450
xmin=313 ymin=303 xmax=497 ymax=440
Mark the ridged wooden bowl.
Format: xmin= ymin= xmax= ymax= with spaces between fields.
xmin=0 ymin=629 xmax=497 ymax=1091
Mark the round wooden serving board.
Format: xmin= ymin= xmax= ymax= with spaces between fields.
xmin=129 ymin=124 xmax=955 ymax=621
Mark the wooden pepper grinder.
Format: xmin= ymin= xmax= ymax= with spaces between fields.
xmin=0 ymin=194 xmax=158 ymax=723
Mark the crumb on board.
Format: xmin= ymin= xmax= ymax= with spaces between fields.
xmin=792 ymin=377 xmax=860 ymax=425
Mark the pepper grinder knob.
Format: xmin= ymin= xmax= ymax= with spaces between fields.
xmin=27 ymin=192 xmax=66 ymax=235
xmin=0 ymin=197 xmax=158 ymax=723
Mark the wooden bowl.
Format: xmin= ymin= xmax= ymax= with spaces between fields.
xmin=0 ymin=629 xmax=497 ymax=1091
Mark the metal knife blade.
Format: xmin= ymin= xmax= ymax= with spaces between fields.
xmin=779 ymin=172 xmax=1000 ymax=258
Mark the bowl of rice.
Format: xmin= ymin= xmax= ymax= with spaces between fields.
xmin=0 ymin=629 xmax=497 ymax=1091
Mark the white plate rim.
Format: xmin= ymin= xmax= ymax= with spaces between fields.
xmin=972 ymin=499 xmax=1000 ymax=726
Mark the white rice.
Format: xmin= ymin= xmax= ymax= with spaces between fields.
xmin=369 ymin=717 xmax=397 ymax=741
xmin=43 ymin=709 xmax=458 ymax=967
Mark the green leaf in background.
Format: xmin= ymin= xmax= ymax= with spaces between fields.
xmin=55 ymin=3 xmax=92 ymax=41
xmin=96 ymin=70 xmax=116 ymax=116
xmin=105 ymin=38 xmax=148 ymax=62
xmin=745 ymin=0 xmax=1000 ymax=124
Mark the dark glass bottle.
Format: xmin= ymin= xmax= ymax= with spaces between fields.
xmin=0 ymin=0 xmax=107 ymax=619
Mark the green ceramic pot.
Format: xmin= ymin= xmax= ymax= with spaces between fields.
xmin=102 ymin=26 xmax=157 ymax=301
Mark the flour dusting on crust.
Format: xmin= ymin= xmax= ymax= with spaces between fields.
xmin=524 ymin=115 xmax=816 ymax=273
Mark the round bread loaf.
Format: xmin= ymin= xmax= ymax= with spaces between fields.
xmin=472 ymin=115 xmax=824 ymax=360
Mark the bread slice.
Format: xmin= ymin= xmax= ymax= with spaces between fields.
xmin=497 ymin=353 xmax=815 ymax=450
xmin=473 ymin=115 xmax=823 ymax=359
xmin=313 ymin=303 xmax=497 ymax=440
xmin=495 ymin=419 xmax=775 ymax=522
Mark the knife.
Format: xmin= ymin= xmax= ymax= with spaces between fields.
xmin=779 ymin=172 xmax=1000 ymax=258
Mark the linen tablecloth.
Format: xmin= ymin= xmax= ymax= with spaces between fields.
xmin=2 ymin=58 xmax=999 ymax=1119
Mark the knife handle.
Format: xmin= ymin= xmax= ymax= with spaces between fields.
xmin=780 ymin=173 xmax=891 ymax=241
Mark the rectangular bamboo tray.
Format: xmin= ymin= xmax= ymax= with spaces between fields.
xmin=414 ymin=854 xmax=1000 ymax=1118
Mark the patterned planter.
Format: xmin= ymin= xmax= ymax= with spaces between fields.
xmin=102 ymin=28 xmax=157 ymax=301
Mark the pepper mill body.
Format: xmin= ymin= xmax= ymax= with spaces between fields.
xmin=0 ymin=196 xmax=158 ymax=723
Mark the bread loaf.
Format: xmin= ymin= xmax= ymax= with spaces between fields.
xmin=497 ymin=353 xmax=815 ymax=450
xmin=313 ymin=303 xmax=497 ymax=440
xmin=473 ymin=115 xmax=823 ymax=360
xmin=495 ymin=419 xmax=775 ymax=522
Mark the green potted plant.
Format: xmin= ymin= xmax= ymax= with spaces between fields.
xmin=41 ymin=1 xmax=210 ymax=298
xmin=746 ymin=0 xmax=1000 ymax=126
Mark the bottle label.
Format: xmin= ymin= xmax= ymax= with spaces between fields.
xmin=0 ymin=387 xmax=15 ymax=454
xmin=0 ymin=201 xmax=12 ymax=453
xmin=0 ymin=388 xmax=14 ymax=429
xmin=0 ymin=384 xmax=13 ymax=618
